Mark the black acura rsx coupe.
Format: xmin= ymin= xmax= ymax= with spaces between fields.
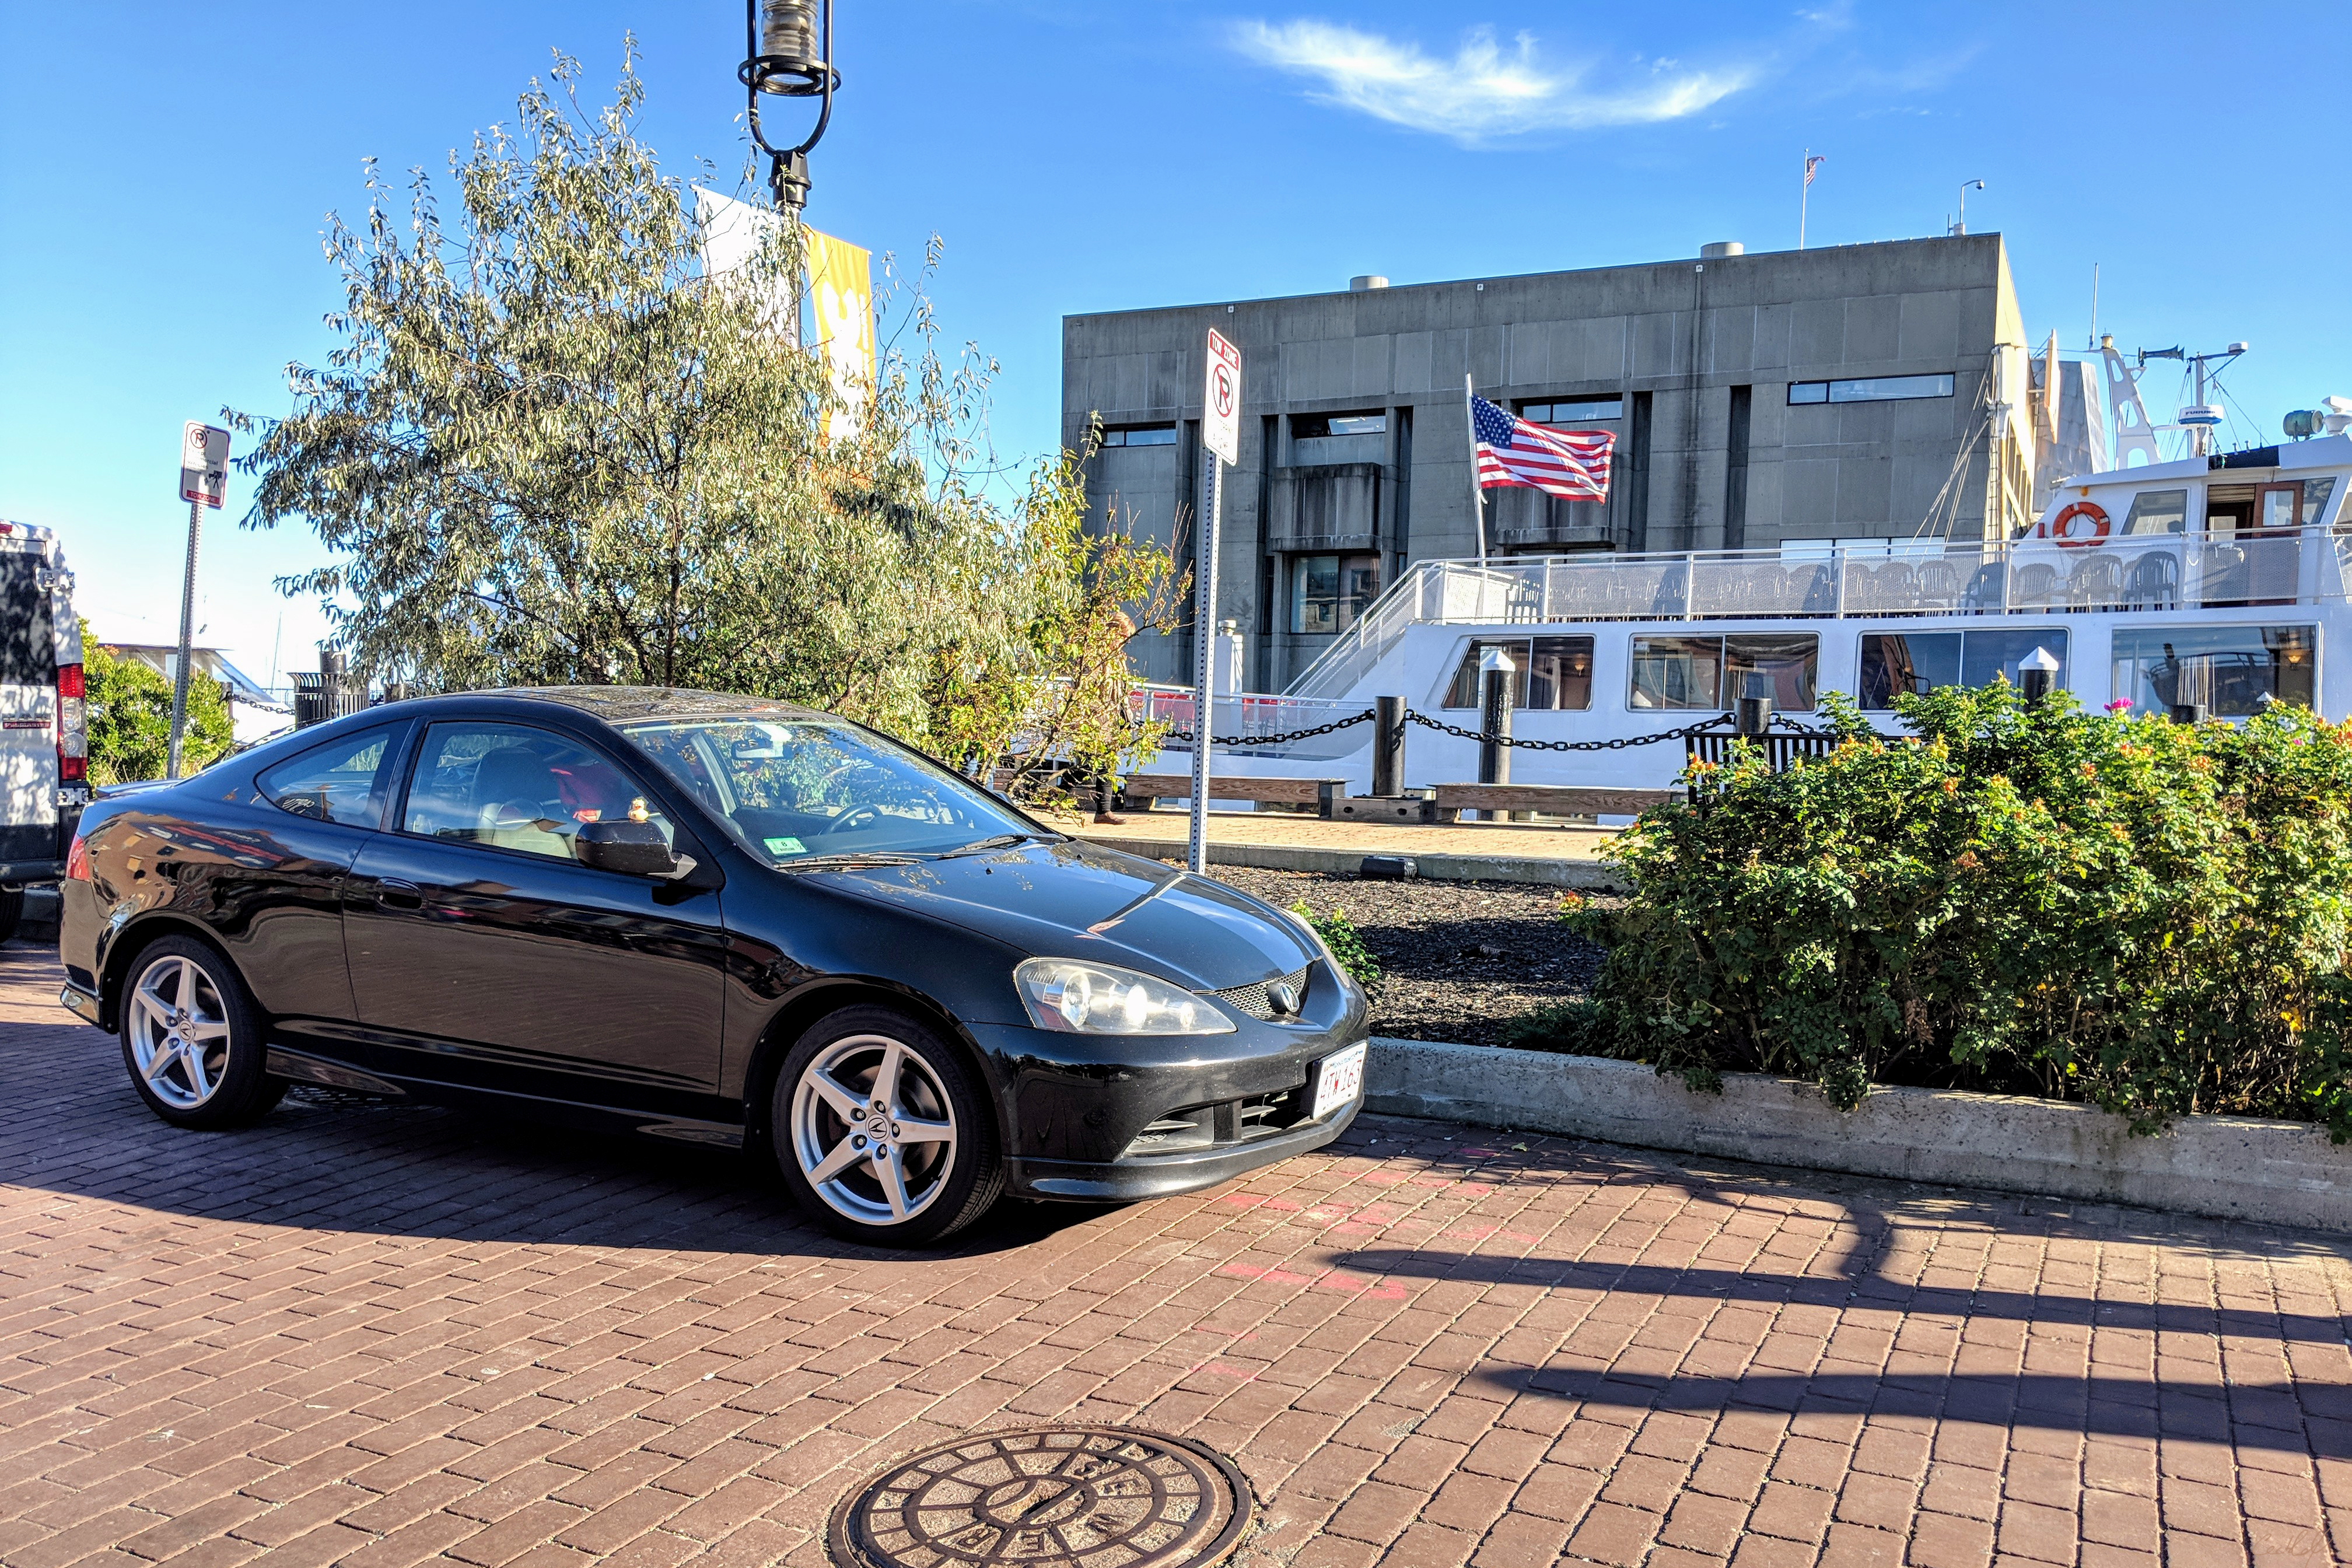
xmin=57 ymin=688 xmax=1369 ymax=1243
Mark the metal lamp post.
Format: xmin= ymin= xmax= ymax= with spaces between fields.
xmin=1951 ymin=179 xmax=1985 ymax=236
xmin=740 ymin=0 xmax=838 ymax=214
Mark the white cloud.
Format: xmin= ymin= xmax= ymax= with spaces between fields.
xmin=1231 ymin=20 xmax=1754 ymax=144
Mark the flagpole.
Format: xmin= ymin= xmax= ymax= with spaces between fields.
xmin=1464 ymin=373 xmax=1488 ymax=563
xmin=1799 ymin=147 xmax=1810 ymax=250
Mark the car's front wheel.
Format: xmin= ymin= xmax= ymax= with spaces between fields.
xmin=772 ymin=1006 xmax=1002 ymax=1245
xmin=119 ymin=936 xmax=282 ymax=1129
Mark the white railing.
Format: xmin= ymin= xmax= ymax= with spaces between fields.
xmin=1286 ymin=531 xmax=2351 ymax=698
xmin=1132 ymin=686 xmax=1370 ymax=762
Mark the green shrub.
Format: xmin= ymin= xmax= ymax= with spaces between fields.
xmin=1291 ymin=901 xmax=1384 ymax=998
xmin=1574 ymin=685 xmax=2352 ymax=1136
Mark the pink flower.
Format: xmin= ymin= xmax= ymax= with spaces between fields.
xmin=2104 ymin=699 xmax=2133 ymax=713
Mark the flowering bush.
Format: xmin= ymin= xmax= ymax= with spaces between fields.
xmin=1556 ymin=685 xmax=2352 ymax=1136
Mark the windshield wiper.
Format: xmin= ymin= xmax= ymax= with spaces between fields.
xmin=935 ymin=832 xmax=1038 ymax=858
xmin=774 ymin=852 xmax=922 ymax=872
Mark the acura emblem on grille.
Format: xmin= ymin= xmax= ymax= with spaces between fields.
xmin=1267 ymin=982 xmax=1299 ymax=1016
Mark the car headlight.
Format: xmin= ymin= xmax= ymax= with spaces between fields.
xmin=1014 ymin=957 xmax=1236 ymax=1035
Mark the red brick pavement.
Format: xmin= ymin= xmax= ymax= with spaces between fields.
xmin=2 ymin=943 xmax=2350 ymax=1567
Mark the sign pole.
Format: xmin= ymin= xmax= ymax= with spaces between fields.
xmin=1186 ymin=450 xmax=1220 ymax=875
xmin=165 ymin=493 xmax=202 ymax=779
xmin=169 ymin=422 xmax=230 ymax=780
xmin=1189 ymin=329 xmax=1243 ymax=876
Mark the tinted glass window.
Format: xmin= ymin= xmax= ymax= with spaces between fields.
xmin=0 ymin=552 xmax=55 ymax=688
xmin=402 ymin=722 xmax=672 ymax=862
xmin=2111 ymin=626 xmax=2315 ymax=716
xmin=1289 ymin=553 xmax=1381 ymax=634
xmin=2121 ymin=489 xmax=2187 ymax=536
xmin=621 ymin=718 xmax=1030 ymax=864
xmin=1443 ymin=636 xmax=1594 ymax=709
xmin=256 ymin=726 xmax=399 ymax=826
xmin=1726 ymin=634 xmax=1819 ymax=710
xmin=1857 ymin=630 xmax=2067 ymax=709
xmin=1859 ymin=634 xmax=1962 ymax=710
xmin=1629 ymin=635 xmax=1723 ymax=710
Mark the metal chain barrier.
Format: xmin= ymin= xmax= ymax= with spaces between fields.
xmin=1153 ymin=708 xmax=1375 ymax=747
xmin=1400 ymin=708 xmax=1866 ymax=751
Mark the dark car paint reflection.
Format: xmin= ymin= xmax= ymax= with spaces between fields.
xmin=60 ymin=689 xmax=1367 ymax=1205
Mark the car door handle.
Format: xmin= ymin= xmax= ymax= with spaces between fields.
xmin=375 ymin=880 xmax=425 ymax=910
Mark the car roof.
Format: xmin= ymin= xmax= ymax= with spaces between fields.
xmin=485 ymin=686 xmax=830 ymax=724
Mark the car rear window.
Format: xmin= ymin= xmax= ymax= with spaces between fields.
xmin=256 ymin=725 xmax=400 ymax=826
xmin=0 ymin=552 xmax=56 ymax=688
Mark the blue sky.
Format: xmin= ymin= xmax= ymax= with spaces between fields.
xmin=5 ymin=1 xmax=2348 ymax=689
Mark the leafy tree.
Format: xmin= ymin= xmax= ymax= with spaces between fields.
xmin=230 ymin=46 xmax=1180 ymax=777
xmin=84 ymin=629 xmax=233 ymax=785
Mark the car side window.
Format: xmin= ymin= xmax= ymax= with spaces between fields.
xmin=401 ymin=722 xmax=675 ymax=864
xmin=256 ymin=726 xmax=400 ymax=826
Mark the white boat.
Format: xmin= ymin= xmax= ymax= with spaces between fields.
xmin=1152 ymin=433 xmax=2352 ymax=796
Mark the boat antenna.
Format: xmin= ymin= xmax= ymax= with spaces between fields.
xmin=2086 ymin=262 xmax=2099 ymax=352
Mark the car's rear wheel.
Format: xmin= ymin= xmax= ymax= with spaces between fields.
xmin=772 ymin=1006 xmax=1002 ymax=1245
xmin=119 ymin=936 xmax=282 ymax=1129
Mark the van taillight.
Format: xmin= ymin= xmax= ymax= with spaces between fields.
xmin=56 ymin=662 xmax=85 ymax=784
xmin=65 ymin=833 xmax=88 ymax=882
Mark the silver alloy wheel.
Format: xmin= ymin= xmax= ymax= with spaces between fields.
xmin=127 ymin=953 xmax=233 ymax=1111
xmin=790 ymin=1032 xmax=958 ymax=1227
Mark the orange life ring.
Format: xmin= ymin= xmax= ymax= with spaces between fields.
xmin=2042 ymin=499 xmax=2109 ymax=548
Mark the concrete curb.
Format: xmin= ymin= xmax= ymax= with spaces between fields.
xmin=1367 ymin=1035 xmax=2352 ymax=1232
xmin=1084 ymin=836 xmax=1625 ymax=889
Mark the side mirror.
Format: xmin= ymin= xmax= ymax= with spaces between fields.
xmin=576 ymin=818 xmax=682 ymax=877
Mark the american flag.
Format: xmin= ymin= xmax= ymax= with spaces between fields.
xmin=1805 ymin=153 xmax=1826 ymax=187
xmin=1471 ymin=396 xmax=1614 ymax=502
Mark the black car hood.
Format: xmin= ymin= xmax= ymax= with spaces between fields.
xmin=803 ymin=839 xmax=1316 ymax=992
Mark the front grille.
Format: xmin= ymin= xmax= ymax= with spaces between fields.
xmin=1213 ymin=964 xmax=1311 ymax=1021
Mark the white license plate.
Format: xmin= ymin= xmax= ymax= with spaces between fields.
xmin=1312 ymin=1042 xmax=1367 ymax=1120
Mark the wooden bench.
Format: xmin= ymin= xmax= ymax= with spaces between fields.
xmin=1115 ymin=774 xmax=1346 ymax=810
xmin=1429 ymin=783 xmax=1676 ymax=822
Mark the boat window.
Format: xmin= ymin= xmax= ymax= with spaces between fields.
xmin=1630 ymin=634 xmax=1817 ymax=711
xmin=1441 ymin=636 xmax=1595 ymax=710
xmin=1289 ymin=553 xmax=1381 ymax=635
xmin=1788 ymin=374 xmax=1955 ymax=405
xmin=2121 ymin=489 xmax=2186 ymax=536
xmin=2110 ymin=626 xmax=2316 ymax=716
xmin=1863 ymin=630 xmax=2072 ymax=709
xmin=2304 ymin=476 xmax=2337 ymax=527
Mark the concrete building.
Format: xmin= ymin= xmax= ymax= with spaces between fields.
xmin=1062 ymin=234 xmax=2036 ymax=691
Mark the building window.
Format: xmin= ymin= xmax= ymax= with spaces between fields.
xmin=1441 ymin=636 xmax=1595 ymax=710
xmin=2111 ymin=626 xmax=2316 ymax=716
xmin=1787 ymin=373 xmax=1955 ymax=405
xmin=1289 ymin=553 xmax=1382 ymax=635
xmin=1098 ymin=424 xmax=1177 ymax=447
xmin=1859 ymin=629 xmax=2070 ymax=709
xmin=1630 ymin=634 xmax=1818 ymax=710
xmin=1292 ymin=411 xmax=1387 ymax=439
xmin=1518 ymin=397 xmax=1623 ymax=424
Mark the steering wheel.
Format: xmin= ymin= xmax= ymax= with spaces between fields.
xmin=819 ymin=804 xmax=883 ymax=836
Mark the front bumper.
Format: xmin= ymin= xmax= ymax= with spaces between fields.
xmin=970 ymin=962 xmax=1371 ymax=1203
xmin=1007 ymin=1092 xmax=1361 ymax=1201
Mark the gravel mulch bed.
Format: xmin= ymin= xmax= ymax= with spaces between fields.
xmin=1205 ymin=866 xmax=1608 ymax=1046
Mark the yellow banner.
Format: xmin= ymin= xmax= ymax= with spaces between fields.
xmin=805 ymin=226 xmax=874 ymax=438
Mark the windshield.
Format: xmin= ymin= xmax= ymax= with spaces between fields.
xmin=618 ymin=717 xmax=1041 ymax=864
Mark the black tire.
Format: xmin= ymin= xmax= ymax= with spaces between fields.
xmin=117 ymin=935 xmax=280 ymax=1129
xmin=0 ymin=887 xmax=24 ymax=945
xmin=771 ymin=1005 xmax=1003 ymax=1246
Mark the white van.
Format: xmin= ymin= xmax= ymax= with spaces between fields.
xmin=0 ymin=523 xmax=85 ymax=941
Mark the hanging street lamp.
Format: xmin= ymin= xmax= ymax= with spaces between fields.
xmin=739 ymin=0 xmax=838 ymax=214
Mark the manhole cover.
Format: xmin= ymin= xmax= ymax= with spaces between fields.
xmin=827 ymin=1424 xmax=1252 ymax=1568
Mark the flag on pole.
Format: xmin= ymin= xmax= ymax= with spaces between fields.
xmin=1804 ymin=153 xmax=1825 ymax=186
xmin=1471 ymin=396 xmax=1614 ymax=502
